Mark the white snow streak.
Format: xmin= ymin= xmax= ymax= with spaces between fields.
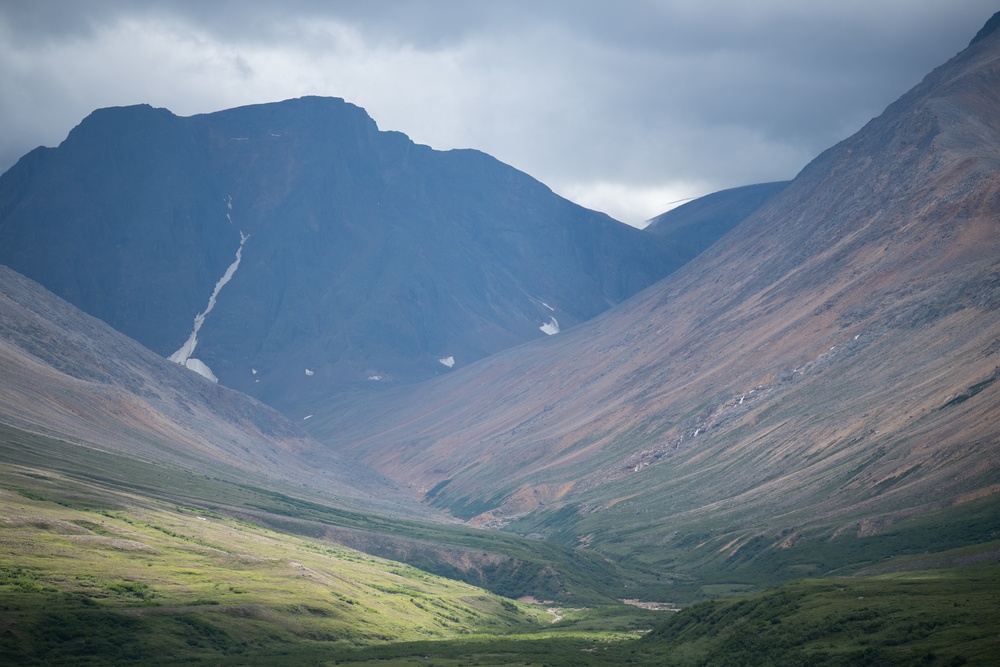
xmin=305 ymin=368 xmax=315 ymax=376
xmin=540 ymin=317 xmax=560 ymax=335
xmin=439 ymin=356 xmax=455 ymax=368
xmin=168 ymin=218 xmax=249 ymax=382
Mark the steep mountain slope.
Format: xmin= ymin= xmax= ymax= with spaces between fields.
xmin=0 ymin=98 xmax=684 ymax=412
xmin=311 ymin=17 xmax=1000 ymax=573
xmin=643 ymin=181 xmax=789 ymax=255
xmin=0 ymin=265 xmax=410 ymax=513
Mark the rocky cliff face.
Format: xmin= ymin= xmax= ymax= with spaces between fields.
xmin=309 ymin=17 xmax=1000 ymax=549
xmin=0 ymin=97 xmax=685 ymax=412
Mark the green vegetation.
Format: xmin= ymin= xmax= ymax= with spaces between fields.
xmin=326 ymin=562 xmax=1000 ymax=666
xmin=503 ymin=448 xmax=1000 ymax=604
xmin=0 ymin=461 xmax=556 ymax=664
xmin=597 ymin=494 xmax=1000 ymax=604
xmin=633 ymin=559 xmax=1000 ymax=666
xmin=1 ymin=423 xmax=998 ymax=665
xmin=0 ymin=422 xmax=630 ymax=605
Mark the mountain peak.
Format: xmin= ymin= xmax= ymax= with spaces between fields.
xmin=0 ymin=96 xmax=685 ymax=412
xmin=969 ymin=10 xmax=1000 ymax=47
xmin=68 ymin=103 xmax=176 ymax=138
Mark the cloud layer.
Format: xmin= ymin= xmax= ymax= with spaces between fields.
xmin=1 ymin=1 xmax=995 ymax=225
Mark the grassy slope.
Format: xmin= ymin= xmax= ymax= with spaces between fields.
xmin=633 ymin=555 xmax=1000 ymax=667
xmin=0 ymin=421 xmax=631 ymax=606
xmin=512 ymin=490 xmax=1000 ymax=605
xmin=0 ymin=421 xmax=668 ymax=665
xmin=311 ymin=550 xmax=1000 ymax=666
xmin=0 ymin=462 xmax=559 ymax=665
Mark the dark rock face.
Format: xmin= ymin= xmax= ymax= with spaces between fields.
xmin=0 ymin=97 xmax=684 ymax=411
xmin=643 ymin=181 xmax=789 ymax=256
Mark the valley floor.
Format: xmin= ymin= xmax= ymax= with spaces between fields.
xmin=1 ymin=443 xmax=998 ymax=666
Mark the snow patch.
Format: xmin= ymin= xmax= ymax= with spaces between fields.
xmin=541 ymin=301 xmax=555 ymax=311
xmin=183 ymin=358 xmax=218 ymax=383
xmin=251 ymin=368 xmax=257 ymax=375
xmin=303 ymin=415 xmax=313 ymax=421
xmin=304 ymin=369 xmax=314 ymax=376
xmin=368 ymin=374 xmax=384 ymax=381
xmin=439 ymin=356 xmax=455 ymax=368
xmin=540 ymin=317 xmax=560 ymax=335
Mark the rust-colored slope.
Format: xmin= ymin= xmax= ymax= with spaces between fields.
xmin=312 ymin=22 xmax=1000 ymax=538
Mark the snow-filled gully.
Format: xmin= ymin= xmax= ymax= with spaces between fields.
xmin=168 ymin=199 xmax=247 ymax=382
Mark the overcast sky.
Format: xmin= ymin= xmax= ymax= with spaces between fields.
xmin=1 ymin=1 xmax=996 ymax=226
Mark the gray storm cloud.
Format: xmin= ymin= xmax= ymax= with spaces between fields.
xmin=0 ymin=0 xmax=995 ymax=225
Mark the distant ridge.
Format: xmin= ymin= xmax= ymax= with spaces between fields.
xmin=643 ymin=181 xmax=789 ymax=256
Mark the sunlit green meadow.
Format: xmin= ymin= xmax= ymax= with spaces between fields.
xmin=0 ymin=462 xmax=568 ymax=664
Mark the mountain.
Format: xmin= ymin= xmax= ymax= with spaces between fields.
xmin=0 ymin=264 xmax=411 ymax=513
xmin=4 ymin=13 xmax=1000 ymax=667
xmin=309 ymin=14 xmax=1000 ymax=585
xmin=0 ymin=97 xmax=685 ymax=413
xmin=643 ymin=181 xmax=789 ymax=255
